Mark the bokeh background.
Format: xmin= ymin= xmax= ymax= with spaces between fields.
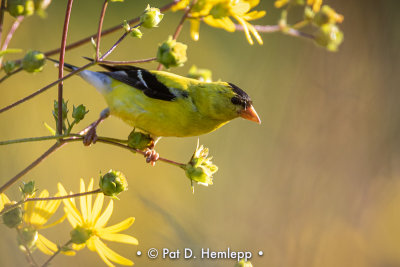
xmin=1 ymin=0 xmax=400 ymax=266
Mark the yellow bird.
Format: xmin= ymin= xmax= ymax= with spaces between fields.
xmin=55 ymin=60 xmax=261 ymax=162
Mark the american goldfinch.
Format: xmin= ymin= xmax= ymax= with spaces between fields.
xmin=56 ymin=61 xmax=261 ymax=138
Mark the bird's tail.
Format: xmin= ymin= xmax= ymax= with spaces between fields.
xmin=47 ymin=58 xmax=78 ymax=72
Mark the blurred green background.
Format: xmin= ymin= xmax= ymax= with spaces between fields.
xmin=1 ymin=0 xmax=400 ymax=266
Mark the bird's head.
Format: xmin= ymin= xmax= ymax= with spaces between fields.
xmin=228 ymin=83 xmax=261 ymax=124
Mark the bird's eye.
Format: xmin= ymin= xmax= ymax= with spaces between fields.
xmin=231 ymin=96 xmax=242 ymax=105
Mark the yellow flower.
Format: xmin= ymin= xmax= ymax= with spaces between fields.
xmin=58 ymin=179 xmax=138 ymax=267
xmin=274 ymin=0 xmax=289 ymax=8
xmin=174 ymin=0 xmax=266 ymax=45
xmin=0 ymin=193 xmax=11 ymax=211
xmin=23 ymin=189 xmax=71 ymax=256
xmin=307 ymin=0 xmax=322 ymax=12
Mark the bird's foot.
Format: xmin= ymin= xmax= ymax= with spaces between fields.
xmin=145 ymin=148 xmax=159 ymax=166
xmin=83 ymin=127 xmax=98 ymax=146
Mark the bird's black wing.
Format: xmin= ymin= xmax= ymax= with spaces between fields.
xmin=98 ymin=64 xmax=176 ymax=101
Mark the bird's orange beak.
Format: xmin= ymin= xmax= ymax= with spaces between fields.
xmin=240 ymin=105 xmax=261 ymax=124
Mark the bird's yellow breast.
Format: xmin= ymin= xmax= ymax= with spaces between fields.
xmin=103 ymin=80 xmax=229 ymax=137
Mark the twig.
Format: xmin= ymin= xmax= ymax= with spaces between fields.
xmin=99 ymin=57 xmax=156 ymax=65
xmin=96 ymin=0 xmax=109 ymax=61
xmin=0 ymin=134 xmax=76 ymax=145
xmin=58 ymin=0 xmax=74 ymax=135
xmin=41 ymin=240 xmax=72 ymax=267
xmin=0 ymin=67 xmax=22 ymax=83
xmin=17 ymin=228 xmax=40 ymax=267
xmin=0 ymin=189 xmax=101 ymax=216
xmin=1 ymin=16 xmax=24 ymax=51
xmin=0 ymin=0 xmax=6 ymax=48
xmin=0 ymin=62 xmax=94 ymax=114
xmin=43 ymin=0 xmax=181 ymax=57
xmin=99 ymin=32 xmax=129 ymax=61
xmin=0 ymin=142 xmax=65 ymax=194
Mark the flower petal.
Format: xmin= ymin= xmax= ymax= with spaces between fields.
xmin=100 ymin=233 xmax=138 ymax=245
xmin=93 ymin=239 xmax=115 ymax=267
xmin=101 ymin=217 xmax=135 ymax=234
xmin=94 ymin=200 xmax=113 ymax=229
xmin=234 ymin=15 xmax=254 ymax=45
xmin=94 ymin=238 xmax=133 ymax=266
xmin=58 ymin=183 xmax=83 ymax=227
xmin=36 ymin=234 xmax=57 ymax=255
xmin=80 ymin=179 xmax=88 ymax=223
xmin=243 ymin=10 xmax=266 ymax=21
xmin=0 ymin=193 xmax=10 ymax=211
xmin=90 ymin=192 xmax=104 ymax=225
xmin=189 ymin=19 xmax=200 ymax=41
xmin=86 ymin=178 xmax=94 ymax=222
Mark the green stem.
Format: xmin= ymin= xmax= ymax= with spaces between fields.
xmin=17 ymin=228 xmax=39 ymax=267
xmin=0 ymin=134 xmax=77 ymax=146
xmin=41 ymin=240 xmax=72 ymax=267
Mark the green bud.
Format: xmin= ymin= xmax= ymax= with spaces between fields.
xmin=235 ymin=259 xmax=253 ymax=267
xmin=304 ymin=6 xmax=314 ymax=21
xmin=3 ymin=61 xmax=18 ymax=74
xmin=7 ymin=0 xmax=35 ymax=17
xmin=156 ymin=36 xmax=187 ymax=69
xmin=123 ymin=20 xmax=131 ymax=32
xmin=130 ymin=28 xmax=143 ymax=39
xmin=18 ymin=226 xmax=38 ymax=251
xmin=33 ymin=0 xmax=52 ymax=17
xmin=22 ymin=50 xmax=46 ymax=73
xmin=70 ymin=226 xmax=92 ymax=244
xmin=182 ymin=141 xmax=218 ymax=188
xmin=72 ymin=104 xmax=88 ymax=124
xmin=2 ymin=203 xmax=22 ymax=228
xmin=140 ymin=5 xmax=164 ymax=28
xmin=99 ymin=170 xmax=128 ymax=197
xmin=127 ymin=130 xmax=153 ymax=150
xmin=187 ymin=65 xmax=212 ymax=82
xmin=315 ymin=23 xmax=344 ymax=51
xmin=53 ymin=99 xmax=68 ymax=122
xmin=209 ymin=2 xmax=230 ymax=19
xmin=313 ymin=5 xmax=344 ymax=26
xmin=19 ymin=181 xmax=36 ymax=197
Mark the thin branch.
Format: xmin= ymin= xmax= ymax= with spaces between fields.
xmin=41 ymin=240 xmax=72 ymax=267
xmin=99 ymin=32 xmax=128 ymax=61
xmin=0 ymin=62 xmax=94 ymax=114
xmin=0 ymin=142 xmax=65 ymax=194
xmin=1 ymin=16 xmax=24 ymax=51
xmin=96 ymin=0 xmax=109 ymax=61
xmin=99 ymin=57 xmax=156 ymax=65
xmin=235 ymin=24 xmax=315 ymax=40
xmin=17 ymin=228 xmax=40 ymax=267
xmin=0 ymin=189 xmax=101 ymax=216
xmin=43 ymin=0 xmax=181 ymax=58
xmin=0 ymin=134 xmax=75 ymax=146
xmin=58 ymin=0 xmax=74 ymax=135
xmin=0 ymin=67 xmax=22 ymax=83
xmin=0 ymin=0 xmax=6 ymax=47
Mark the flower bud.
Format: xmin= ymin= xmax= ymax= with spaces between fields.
xmin=18 ymin=226 xmax=38 ymax=251
xmin=34 ymin=0 xmax=52 ymax=17
xmin=127 ymin=131 xmax=153 ymax=150
xmin=130 ymin=28 xmax=143 ymax=39
xmin=140 ymin=5 xmax=164 ymax=28
xmin=209 ymin=2 xmax=230 ymax=19
xmin=182 ymin=141 xmax=218 ymax=188
xmin=315 ymin=23 xmax=344 ymax=51
xmin=72 ymin=104 xmax=88 ymax=124
xmin=99 ymin=170 xmax=128 ymax=197
xmin=304 ymin=6 xmax=314 ymax=20
xmin=187 ymin=65 xmax=212 ymax=82
xmin=156 ymin=36 xmax=187 ymax=69
xmin=2 ymin=203 xmax=22 ymax=228
xmin=53 ymin=99 xmax=68 ymax=122
xmin=22 ymin=50 xmax=46 ymax=73
xmin=313 ymin=5 xmax=343 ymax=26
xmin=7 ymin=0 xmax=34 ymax=17
xmin=235 ymin=259 xmax=253 ymax=267
xmin=70 ymin=226 xmax=92 ymax=244
xmin=20 ymin=181 xmax=36 ymax=198
xmin=123 ymin=20 xmax=131 ymax=32
xmin=3 ymin=61 xmax=18 ymax=74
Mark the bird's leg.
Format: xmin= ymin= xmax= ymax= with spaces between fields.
xmin=144 ymin=137 xmax=160 ymax=166
xmin=80 ymin=108 xmax=110 ymax=146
